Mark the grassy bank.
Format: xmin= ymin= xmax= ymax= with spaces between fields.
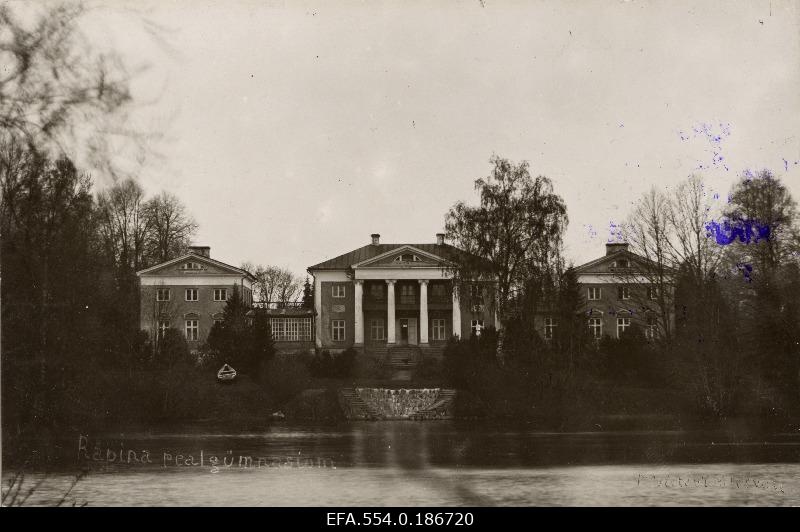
xmin=4 ymin=350 xmax=796 ymax=470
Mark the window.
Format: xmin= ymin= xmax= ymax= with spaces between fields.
xmin=431 ymin=283 xmax=447 ymax=300
xmin=270 ymin=317 xmax=312 ymax=342
xmin=370 ymin=319 xmax=385 ymax=340
xmin=185 ymin=288 xmax=198 ymax=301
xmin=470 ymin=319 xmax=484 ymax=336
xmin=645 ymin=314 xmax=657 ymax=340
xmin=332 ymin=320 xmax=345 ymax=341
xmin=270 ymin=318 xmax=284 ymax=340
xmin=588 ymin=287 xmax=602 ymax=300
xmin=470 ymin=284 xmax=484 ymax=302
xmin=588 ymin=317 xmax=603 ymax=339
xmin=332 ymin=285 xmax=346 ymax=298
xmin=470 ymin=284 xmax=484 ymax=312
xmin=399 ymin=284 xmax=415 ymax=305
xmin=157 ymin=320 xmax=170 ymax=340
xmin=617 ymin=316 xmax=631 ymax=338
xmin=647 ymin=286 xmax=658 ymax=300
xmin=213 ymin=288 xmax=228 ymax=301
xmin=369 ymin=284 xmax=384 ymax=299
xmin=156 ymin=288 xmax=171 ymax=301
xmin=182 ymin=261 xmax=203 ymax=270
xmin=618 ymin=286 xmax=631 ymax=300
xmin=185 ymin=319 xmax=199 ymax=341
xmin=431 ymin=319 xmax=446 ymax=341
xmin=544 ymin=317 xmax=557 ymax=340
xmin=612 ymin=259 xmax=630 ymax=268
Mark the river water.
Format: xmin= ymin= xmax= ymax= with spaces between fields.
xmin=3 ymin=421 xmax=800 ymax=506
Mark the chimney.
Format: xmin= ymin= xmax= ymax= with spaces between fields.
xmin=370 ymin=233 xmax=380 ymax=246
xmin=436 ymin=233 xmax=445 ymax=245
xmin=605 ymin=242 xmax=628 ymax=256
xmin=189 ymin=246 xmax=210 ymax=258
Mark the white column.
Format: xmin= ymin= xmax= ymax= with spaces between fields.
xmin=354 ymin=280 xmax=364 ymax=345
xmin=451 ymin=283 xmax=461 ymax=340
xmin=386 ymin=280 xmax=396 ymax=344
xmin=314 ymin=276 xmax=322 ymax=348
xmin=418 ymin=280 xmax=429 ymax=345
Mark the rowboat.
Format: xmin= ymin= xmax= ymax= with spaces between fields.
xmin=217 ymin=363 xmax=237 ymax=382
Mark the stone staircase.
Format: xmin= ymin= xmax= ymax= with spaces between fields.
xmin=363 ymin=344 xmax=443 ymax=364
xmin=338 ymin=388 xmax=379 ymax=420
xmin=412 ymin=389 xmax=457 ymax=420
xmin=387 ymin=346 xmax=421 ymax=369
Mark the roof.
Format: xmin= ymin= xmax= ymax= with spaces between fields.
xmin=136 ymin=251 xmax=256 ymax=280
xmin=573 ymin=248 xmax=673 ymax=275
xmin=307 ymin=243 xmax=488 ymax=271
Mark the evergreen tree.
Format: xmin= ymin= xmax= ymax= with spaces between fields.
xmin=554 ymin=266 xmax=588 ymax=371
xmin=250 ymin=311 xmax=275 ymax=380
xmin=302 ymin=276 xmax=314 ymax=309
xmin=207 ymin=285 xmax=251 ymax=370
xmin=157 ymin=328 xmax=191 ymax=369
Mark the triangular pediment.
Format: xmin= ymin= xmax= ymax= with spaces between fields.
xmin=137 ymin=253 xmax=252 ymax=277
xmin=574 ymin=249 xmax=655 ymax=274
xmin=353 ymin=245 xmax=452 ymax=269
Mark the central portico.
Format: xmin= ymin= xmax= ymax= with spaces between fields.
xmin=307 ymin=233 xmax=496 ymax=354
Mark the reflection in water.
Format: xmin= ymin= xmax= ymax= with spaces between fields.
xmin=4 ymin=421 xmax=800 ymax=506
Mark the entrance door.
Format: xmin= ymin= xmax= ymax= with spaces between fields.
xmin=407 ymin=318 xmax=418 ymax=345
xmin=399 ymin=319 xmax=409 ymax=345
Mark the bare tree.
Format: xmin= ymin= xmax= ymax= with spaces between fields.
xmin=667 ymin=176 xmax=725 ymax=286
xmin=622 ymin=178 xmax=722 ymax=343
xmin=146 ymin=282 xmax=177 ymax=357
xmin=143 ymin=191 xmax=197 ymax=264
xmin=621 ymin=187 xmax=675 ymax=342
xmin=96 ymin=177 xmax=151 ymax=273
xmin=0 ymin=3 xmax=131 ymax=159
xmin=623 ymin=175 xmax=745 ymax=415
xmin=244 ymin=264 xmax=303 ymax=306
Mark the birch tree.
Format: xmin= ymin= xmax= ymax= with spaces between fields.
xmin=444 ymin=155 xmax=568 ymax=325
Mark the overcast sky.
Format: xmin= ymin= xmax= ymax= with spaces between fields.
xmin=71 ymin=0 xmax=800 ymax=278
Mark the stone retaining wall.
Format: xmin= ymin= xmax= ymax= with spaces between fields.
xmin=355 ymin=388 xmax=440 ymax=419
